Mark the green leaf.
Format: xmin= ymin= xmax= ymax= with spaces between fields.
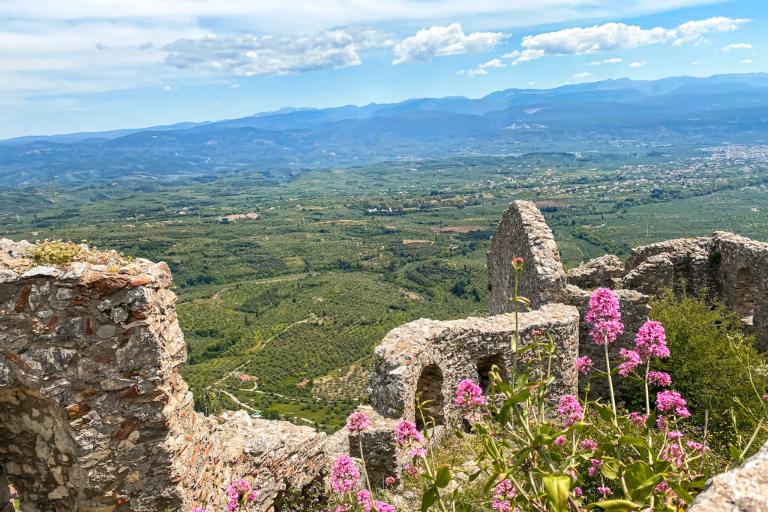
xmin=666 ymin=481 xmax=694 ymax=504
xmin=542 ymin=474 xmax=571 ymax=512
xmin=728 ymin=444 xmax=742 ymax=462
xmin=624 ymin=461 xmax=661 ymax=501
xmin=421 ymin=486 xmax=438 ymax=511
xmin=586 ymin=499 xmax=641 ymax=511
xmin=506 ymin=388 xmax=531 ymax=405
xmin=594 ymin=402 xmax=616 ymax=424
xmin=435 ymin=466 xmax=451 ymax=488
xmin=618 ymin=435 xmax=647 ymax=448
xmin=600 ymin=459 xmax=620 ymax=480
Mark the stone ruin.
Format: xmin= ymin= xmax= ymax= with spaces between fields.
xmin=2 ymin=199 xmax=767 ymax=511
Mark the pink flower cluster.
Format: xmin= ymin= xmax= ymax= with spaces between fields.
xmin=491 ymin=479 xmax=517 ymax=512
xmin=656 ymin=390 xmax=691 ymax=418
xmin=356 ymin=490 xmax=396 ymax=512
xmin=618 ymin=348 xmax=642 ymax=377
xmin=575 ymin=356 xmax=593 ymax=375
xmin=634 ymin=320 xmax=670 ymax=360
xmin=587 ymin=458 xmax=603 ymax=477
xmin=648 ymin=371 xmax=672 ymax=387
xmin=347 ymin=411 xmax=371 ymax=433
xmin=580 ymin=438 xmax=598 ymax=451
xmin=557 ymin=395 xmax=584 ymax=426
xmin=225 ymin=479 xmax=259 ymax=511
xmin=395 ymin=420 xmax=423 ymax=446
xmin=454 ymin=379 xmax=487 ymax=407
xmin=585 ymin=288 xmax=624 ymax=345
xmin=331 ymin=455 xmax=361 ymax=493
xmin=629 ymin=411 xmax=648 ymax=426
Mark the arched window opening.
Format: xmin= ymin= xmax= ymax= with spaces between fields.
xmin=415 ymin=364 xmax=445 ymax=430
xmin=734 ymin=267 xmax=757 ymax=324
xmin=477 ymin=353 xmax=507 ymax=392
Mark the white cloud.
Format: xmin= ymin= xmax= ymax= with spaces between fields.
xmin=466 ymin=58 xmax=506 ymax=77
xmin=393 ymin=23 xmax=504 ymax=64
xmin=629 ymin=61 xmax=647 ymax=68
xmin=504 ymin=17 xmax=750 ymax=64
xmin=165 ymin=28 xmax=393 ymax=76
xmin=572 ymin=72 xmax=590 ymax=78
xmin=588 ymin=57 xmax=623 ymax=65
xmin=721 ymin=42 xmax=752 ymax=51
xmin=741 ymin=59 xmax=754 ymax=64
xmin=163 ymin=85 xmax=174 ymax=91
xmin=672 ymin=17 xmax=749 ymax=46
xmin=690 ymin=60 xmax=700 ymax=65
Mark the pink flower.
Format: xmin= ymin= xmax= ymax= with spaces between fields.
xmin=588 ymin=458 xmax=603 ymax=476
xmin=405 ymin=462 xmax=418 ymax=476
xmin=407 ymin=447 xmax=427 ymax=459
xmin=618 ymin=348 xmax=642 ymax=377
xmin=374 ymin=502 xmax=396 ymax=512
xmin=648 ymin=371 xmax=672 ymax=387
xmin=629 ymin=411 xmax=647 ymax=426
xmin=492 ymin=479 xmax=516 ymax=512
xmin=575 ymin=356 xmax=593 ymax=375
xmin=586 ymin=288 xmax=624 ymax=345
xmin=331 ymin=455 xmax=360 ymax=494
xmin=656 ymin=390 xmax=691 ymax=418
xmin=656 ymin=415 xmax=668 ymax=430
xmin=667 ymin=430 xmax=684 ymax=441
xmin=454 ymin=379 xmax=486 ymax=407
xmin=357 ymin=490 xmax=372 ymax=512
xmin=597 ymin=486 xmax=613 ymax=496
xmin=662 ymin=443 xmax=685 ymax=467
xmin=347 ymin=411 xmax=371 ymax=433
xmin=225 ymin=479 xmax=258 ymax=511
xmin=557 ymin=395 xmax=584 ymax=426
xmin=586 ymin=288 xmax=622 ymax=324
xmin=574 ymin=487 xmax=583 ymax=497
xmin=580 ymin=438 xmax=598 ymax=451
xmin=335 ymin=506 xmax=350 ymax=512
xmin=634 ymin=320 xmax=670 ymax=360
xmin=395 ymin=420 xmax=423 ymax=446
xmin=385 ymin=476 xmax=397 ymax=486
xmin=554 ymin=435 xmax=567 ymax=446
xmin=686 ymin=440 xmax=705 ymax=452
xmin=589 ymin=319 xmax=624 ymax=345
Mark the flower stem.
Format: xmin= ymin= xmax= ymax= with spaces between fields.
xmin=603 ymin=341 xmax=618 ymax=425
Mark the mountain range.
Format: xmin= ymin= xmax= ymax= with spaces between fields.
xmin=2 ymin=73 xmax=768 ymax=188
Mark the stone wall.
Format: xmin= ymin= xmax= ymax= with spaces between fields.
xmin=488 ymin=201 xmax=568 ymax=313
xmin=0 ymin=240 xmax=329 ymax=512
xmin=368 ymin=303 xmax=580 ymax=424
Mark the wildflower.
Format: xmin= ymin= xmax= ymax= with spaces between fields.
xmin=331 ymin=455 xmax=360 ymax=493
xmin=662 ymin=443 xmax=685 ymax=467
xmin=648 ymin=371 xmax=672 ymax=387
xmin=374 ymin=502 xmax=396 ymax=512
xmin=634 ymin=320 xmax=670 ymax=360
xmin=686 ymin=440 xmax=705 ymax=452
xmin=225 ymin=479 xmax=258 ymax=511
xmin=512 ymin=257 xmax=525 ymax=271
xmin=492 ymin=479 xmax=516 ymax=512
xmin=618 ymin=348 xmax=642 ymax=377
xmin=629 ymin=411 xmax=647 ymax=426
xmin=656 ymin=415 xmax=668 ymax=430
xmin=589 ymin=319 xmax=624 ymax=345
xmin=407 ymin=446 xmax=427 ymax=459
xmin=334 ymin=506 xmax=350 ymax=512
xmin=597 ymin=486 xmax=613 ymax=496
xmin=395 ymin=420 xmax=423 ymax=446
xmin=554 ymin=435 xmax=567 ymax=446
xmin=454 ymin=379 xmax=487 ymax=407
xmin=405 ymin=462 xmax=418 ymax=476
xmin=586 ymin=288 xmax=622 ymax=324
xmin=656 ymin=390 xmax=691 ymax=418
xmin=347 ymin=411 xmax=371 ymax=433
xmin=667 ymin=430 xmax=684 ymax=441
xmin=557 ymin=395 xmax=584 ymax=426
xmin=580 ymin=438 xmax=598 ymax=451
xmin=588 ymin=458 xmax=603 ymax=476
xmin=575 ymin=356 xmax=593 ymax=375
xmin=385 ymin=476 xmax=397 ymax=486
xmin=357 ymin=490 xmax=373 ymax=512
xmin=574 ymin=487 xmax=583 ymax=497
xmin=655 ymin=481 xmax=670 ymax=493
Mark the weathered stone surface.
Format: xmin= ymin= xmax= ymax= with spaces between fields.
xmin=0 ymin=240 xmax=330 ymax=512
xmin=689 ymin=440 xmax=768 ymax=512
xmin=567 ymin=255 xmax=625 ymax=290
xmin=488 ymin=201 xmax=568 ymax=312
xmin=369 ymin=303 xmax=580 ymax=424
xmin=623 ymin=237 xmax=715 ymax=296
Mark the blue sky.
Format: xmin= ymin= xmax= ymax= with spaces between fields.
xmin=0 ymin=0 xmax=765 ymax=138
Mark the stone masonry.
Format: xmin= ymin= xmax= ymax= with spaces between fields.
xmin=0 ymin=240 xmax=328 ymax=512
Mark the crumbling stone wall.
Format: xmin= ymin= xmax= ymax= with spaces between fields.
xmin=0 ymin=240 xmax=328 ymax=512
xmin=369 ymin=303 xmax=580 ymax=424
xmin=488 ymin=201 xmax=568 ymax=312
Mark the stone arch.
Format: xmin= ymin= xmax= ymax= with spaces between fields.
xmin=476 ymin=353 xmax=507 ymax=392
xmin=734 ymin=267 xmax=757 ymax=322
xmin=415 ymin=364 xmax=445 ymax=430
xmin=0 ymin=387 xmax=83 ymax=511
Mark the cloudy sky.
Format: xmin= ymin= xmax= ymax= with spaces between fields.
xmin=0 ymin=0 xmax=765 ymax=138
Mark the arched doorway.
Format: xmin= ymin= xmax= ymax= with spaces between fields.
xmin=415 ymin=364 xmax=445 ymax=430
xmin=734 ymin=267 xmax=757 ymax=323
xmin=477 ymin=353 xmax=507 ymax=392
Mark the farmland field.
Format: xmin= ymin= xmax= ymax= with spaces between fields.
xmin=1 ymin=146 xmax=767 ymax=429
